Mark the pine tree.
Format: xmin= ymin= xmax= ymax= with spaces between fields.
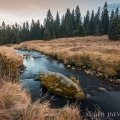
xmin=84 ymin=10 xmax=91 ymax=35
xmin=36 ymin=19 xmax=41 ymax=39
xmin=5 ymin=25 xmax=12 ymax=44
xmin=61 ymin=15 xmax=66 ymax=37
xmin=80 ymin=24 xmax=86 ymax=37
xmin=94 ymin=7 xmax=102 ymax=36
xmin=109 ymin=10 xmax=115 ymax=31
xmin=115 ymin=7 xmax=119 ymax=18
xmin=44 ymin=9 xmax=54 ymax=39
xmin=40 ymin=25 xmax=44 ymax=39
xmin=93 ymin=25 xmax=100 ymax=36
xmin=101 ymin=2 xmax=109 ymax=34
xmin=26 ymin=21 xmax=30 ymax=40
xmin=64 ymin=8 xmax=72 ymax=37
xmin=13 ymin=23 xmax=21 ymax=44
xmin=21 ymin=22 xmax=27 ymax=41
xmin=108 ymin=8 xmax=120 ymax=40
xmin=43 ymin=27 xmax=50 ymax=40
xmin=55 ymin=11 xmax=61 ymax=38
xmin=52 ymin=31 xmax=56 ymax=39
xmin=1 ymin=21 xmax=6 ymax=44
xmin=75 ymin=5 xmax=81 ymax=31
xmin=30 ymin=19 xmax=36 ymax=40
xmin=90 ymin=10 xmax=95 ymax=35
xmin=71 ymin=9 xmax=76 ymax=36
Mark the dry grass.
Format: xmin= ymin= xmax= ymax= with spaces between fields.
xmin=0 ymin=46 xmax=25 ymax=82
xmin=0 ymin=46 xmax=24 ymax=69
xmin=13 ymin=36 xmax=120 ymax=77
xmin=0 ymin=79 xmax=82 ymax=120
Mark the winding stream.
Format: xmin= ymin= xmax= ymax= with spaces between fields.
xmin=17 ymin=50 xmax=120 ymax=120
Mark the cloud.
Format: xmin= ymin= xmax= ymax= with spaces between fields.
xmin=0 ymin=0 xmax=119 ymax=25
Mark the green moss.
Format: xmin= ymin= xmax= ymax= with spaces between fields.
xmin=40 ymin=75 xmax=78 ymax=98
xmin=75 ymin=92 xmax=85 ymax=100
xmin=70 ymin=76 xmax=79 ymax=85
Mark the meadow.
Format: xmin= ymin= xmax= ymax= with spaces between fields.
xmin=13 ymin=35 xmax=120 ymax=82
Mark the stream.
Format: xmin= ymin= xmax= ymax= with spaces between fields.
xmin=16 ymin=50 xmax=120 ymax=120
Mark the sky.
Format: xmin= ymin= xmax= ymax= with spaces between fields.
xmin=0 ymin=0 xmax=119 ymax=25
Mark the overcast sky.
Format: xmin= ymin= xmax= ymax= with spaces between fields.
xmin=0 ymin=0 xmax=119 ymax=25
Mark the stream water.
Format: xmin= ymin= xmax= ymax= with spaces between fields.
xmin=17 ymin=50 xmax=120 ymax=120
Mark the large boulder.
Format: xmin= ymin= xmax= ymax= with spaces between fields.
xmin=39 ymin=71 xmax=84 ymax=100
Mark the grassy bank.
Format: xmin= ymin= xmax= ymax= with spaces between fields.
xmin=0 ymin=46 xmax=24 ymax=82
xmin=13 ymin=36 xmax=120 ymax=83
xmin=0 ymin=46 xmax=24 ymax=70
xmin=0 ymin=80 xmax=82 ymax=120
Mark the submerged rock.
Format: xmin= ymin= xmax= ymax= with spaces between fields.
xmin=98 ymin=87 xmax=106 ymax=92
xmin=66 ymin=65 xmax=71 ymax=68
xmin=86 ymin=94 xmax=92 ymax=98
xmin=33 ymin=56 xmax=41 ymax=58
xmin=39 ymin=71 xmax=84 ymax=100
xmin=23 ymin=52 xmax=31 ymax=57
xmin=71 ymin=67 xmax=75 ymax=70
xmin=116 ymin=79 xmax=120 ymax=83
xmin=84 ymin=70 xmax=91 ymax=75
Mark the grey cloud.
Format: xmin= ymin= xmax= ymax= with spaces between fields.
xmin=0 ymin=0 xmax=119 ymax=24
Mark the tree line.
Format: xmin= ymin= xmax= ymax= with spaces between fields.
xmin=0 ymin=2 xmax=120 ymax=45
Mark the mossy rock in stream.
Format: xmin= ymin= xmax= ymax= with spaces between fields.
xmin=39 ymin=71 xmax=84 ymax=100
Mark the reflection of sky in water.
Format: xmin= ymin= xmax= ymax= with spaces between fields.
xmin=22 ymin=52 xmax=65 ymax=76
xmin=26 ymin=57 xmax=35 ymax=67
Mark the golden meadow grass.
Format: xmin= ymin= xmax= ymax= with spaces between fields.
xmin=0 ymin=46 xmax=24 ymax=69
xmin=0 ymin=80 xmax=82 ymax=120
xmin=13 ymin=35 xmax=120 ymax=77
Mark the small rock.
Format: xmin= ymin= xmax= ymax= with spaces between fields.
xmin=104 ymin=73 xmax=109 ymax=79
xmin=116 ymin=79 xmax=120 ymax=83
xmin=109 ymin=78 xmax=113 ymax=82
xmin=90 ymin=71 xmax=94 ymax=76
xmin=83 ymin=66 xmax=86 ymax=69
xmin=86 ymin=94 xmax=92 ymax=98
xmin=98 ymin=87 xmax=106 ymax=92
xmin=23 ymin=52 xmax=31 ymax=57
xmin=66 ymin=65 xmax=71 ymax=68
xmin=85 ymin=70 xmax=91 ymax=75
xmin=79 ymin=68 xmax=82 ymax=71
xmin=33 ymin=56 xmax=41 ymax=58
xmin=98 ymin=73 xmax=103 ymax=77
xmin=71 ymin=67 xmax=75 ymax=70
xmin=19 ymin=70 xmax=24 ymax=73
